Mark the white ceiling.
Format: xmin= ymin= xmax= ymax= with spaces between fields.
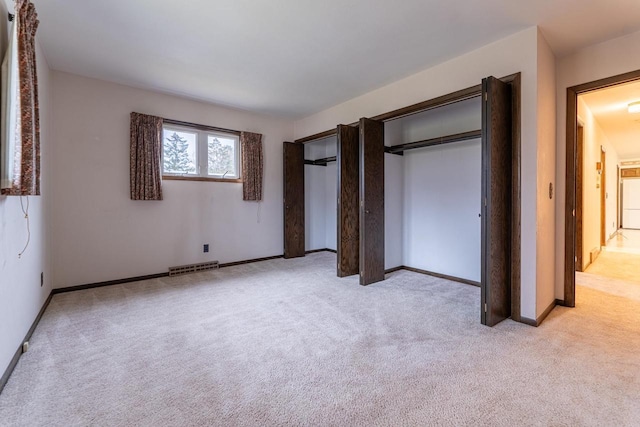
xmin=581 ymin=81 xmax=640 ymax=160
xmin=32 ymin=0 xmax=640 ymax=118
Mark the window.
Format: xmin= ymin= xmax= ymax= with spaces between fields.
xmin=162 ymin=124 xmax=241 ymax=181
xmin=1 ymin=18 xmax=20 ymax=190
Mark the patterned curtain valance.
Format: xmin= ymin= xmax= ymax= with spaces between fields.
xmin=130 ymin=112 xmax=163 ymax=200
xmin=241 ymin=132 xmax=263 ymax=201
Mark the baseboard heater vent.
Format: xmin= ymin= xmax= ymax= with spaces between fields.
xmin=168 ymin=261 xmax=219 ymax=276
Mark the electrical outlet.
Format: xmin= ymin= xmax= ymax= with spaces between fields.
xmin=203 ymin=244 xmax=209 ymax=253
xmin=40 ymin=272 xmax=43 ymax=287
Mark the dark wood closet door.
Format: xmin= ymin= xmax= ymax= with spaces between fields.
xmin=283 ymin=142 xmax=305 ymax=259
xmin=481 ymin=76 xmax=512 ymax=326
xmin=359 ymin=118 xmax=385 ymax=286
xmin=337 ymin=125 xmax=360 ymax=277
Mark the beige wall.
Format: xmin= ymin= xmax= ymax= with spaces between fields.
xmin=577 ymin=98 xmax=620 ymax=270
xmin=535 ymin=30 xmax=557 ymax=317
xmin=555 ymin=29 xmax=640 ymax=299
xmin=50 ymin=72 xmax=294 ymax=288
xmin=0 ymin=7 xmax=53 ymax=376
xmin=295 ymin=27 xmax=544 ymax=320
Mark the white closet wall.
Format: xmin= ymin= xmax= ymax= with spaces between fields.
xmin=325 ymin=162 xmax=337 ymax=250
xmin=385 ymin=153 xmax=404 ymax=268
xmin=403 ymin=141 xmax=482 ymax=281
xmin=304 ymin=137 xmax=337 ymax=251
xmin=305 ymin=163 xmax=328 ymax=250
xmin=385 ymin=98 xmax=482 ymax=281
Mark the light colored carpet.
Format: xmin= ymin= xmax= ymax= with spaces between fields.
xmin=1 ymin=252 xmax=639 ymax=426
xmin=585 ymin=250 xmax=640 ymax=285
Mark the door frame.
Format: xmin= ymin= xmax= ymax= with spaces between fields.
xmin=564 ymin=69 xmax=640 ymax=307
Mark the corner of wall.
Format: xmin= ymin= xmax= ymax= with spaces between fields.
xmin=535 ymin=28 xmax=557 ymax=318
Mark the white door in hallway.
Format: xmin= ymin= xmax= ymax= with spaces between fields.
xmin=623 ymin=179 xmax=640 ymax=229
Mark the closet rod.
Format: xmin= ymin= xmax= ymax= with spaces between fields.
xmin=304 ymin=156 xmax=336 ymax=166
xmin=384 ymin=146 xmax=403 ymax=156
xmin=386 ymin=129 xmax=481 ymax=154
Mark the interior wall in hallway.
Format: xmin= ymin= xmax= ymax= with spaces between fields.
xmin=577 ymin=98 xmax=619 ymax=269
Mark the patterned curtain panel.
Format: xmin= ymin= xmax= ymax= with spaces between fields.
xmin=130 ymin=112 xmax=163 ymax=200
xmin=1 ymin=0 xmax=40 ymax=196
xmin=241 ymin=132 xmax=263 ymax=201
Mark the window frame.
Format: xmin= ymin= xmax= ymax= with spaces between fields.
xmin=161 ymin=125 xmax=199 ymax=177
xmin=205 ymin=131 xmax=241 ymax=179
xmin=161 ymin=123 xmax=242 ymax=183
xmin=0 ymin=20 xmax=19 ymax=190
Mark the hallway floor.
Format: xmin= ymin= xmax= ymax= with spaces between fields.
xmin=585 ymin=229 xmax=640 ymax=284
xmin=604 ymin=228 xmax=640 ymax=254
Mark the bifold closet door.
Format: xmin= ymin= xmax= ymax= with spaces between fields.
xmin=359 ymin=118 xmax=385 ymax=285
xmin=283 ymin=142 xmax=305 ymax=259
xmin=481 ymin=76 xmax=512 ymax=326
xmin=337 ymin=125 xmax=360 ymax=277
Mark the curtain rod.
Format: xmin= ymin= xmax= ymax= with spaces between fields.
xmin=163 ymin=118 xmax=241 ymax=136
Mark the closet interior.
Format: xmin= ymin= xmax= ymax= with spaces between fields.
xmin=384 ymin=96 xmax=483 ymax=285
xmin=304 ymin=136 xmax=337 ymax=253
xmin=283 ymin=74 xmax=521 ymax=326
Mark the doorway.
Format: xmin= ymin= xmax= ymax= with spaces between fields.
xmin=564 ymin=69 xmax=640 ymax=306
